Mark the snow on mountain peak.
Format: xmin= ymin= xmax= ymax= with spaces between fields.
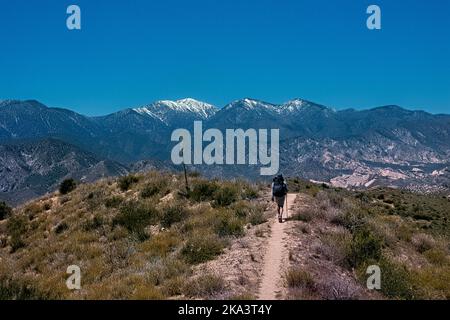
xmin=224 ymin=98 xmax=277 ymax=113
xmin=132 ymin=98 xmax=217 ymax=123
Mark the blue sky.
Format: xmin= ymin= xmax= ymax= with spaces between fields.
xmin=0 ymin=0 xmax=449 ymax=116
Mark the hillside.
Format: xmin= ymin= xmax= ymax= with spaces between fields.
xmin=0 ymin=139 xmax=128 ymax=205
xmin=0 ymin=172 xmax=449 ymax=300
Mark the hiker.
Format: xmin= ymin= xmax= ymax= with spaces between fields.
xmin=271 ymin=174 xmax=288 ymax=223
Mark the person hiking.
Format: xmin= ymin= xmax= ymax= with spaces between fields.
xmin=271 ymin=174 xmax=288 ymax=223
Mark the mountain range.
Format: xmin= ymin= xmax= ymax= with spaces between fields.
xmin=1 ymin=98 xmax=449 ymax=205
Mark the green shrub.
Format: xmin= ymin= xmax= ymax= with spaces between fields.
xmin=423 ymin=248 xmax=448 ymax=266
xmin=215 ymin=211 xmax=244 ymax=237
xmin=231 ymin=201 xmax=253 ymax=218
xmin=118 ymin=175 xmax=140 ymax=191
xmin=59 ymin=178 xmax=77 ymax=195
xmin=376 ymin=258 xmax=415 ymax=299
xmin=231 ymin=201 xmax=266 ymax=225
xmin=6 ymin=215 xmax=28 ymax=251
xmin=292 ymin=210 xmax=314 ymax=222
xmin=242 ymin=184 xmax=259 ymax=199
xmin=248 ymin=209 xmax=267 ymax=226
xmin=83 ymin=214 xmax=104 ymax=231
xmin=181 ymin=233 xmax=224 ymax=264
xmin=189 ymin=180 xmax=219 ymax=202
xmin=54 ymin=221 xmax=69 ymax=234
xmin=146 ymin=257 xmax=189 ymax=286
xmin=141 ymin=180 xmax=168 ymax=199
xmin=0 ymin=201 xmax=12 ymax=220
xmin=333 ymin=208 xmax=366 ymax=231
xmin=347 ymin=228 xmax=383 ymax=268
xmin=142 ymin=232 xmax=181 ymax=258
xmin=0 ymin=277 xmax=51 ymax=300
xmin=413 ymin=265 xmax=450 ymax=299
xmin=213 ymin=185 xmax=239 ymax=206
xmin=161 ymin=202 xmax=189 ymax=228
xmin=113 ymin=202 xmax=158 ymax=240
xmin=105 ymin=196 xmax=123 ymax=208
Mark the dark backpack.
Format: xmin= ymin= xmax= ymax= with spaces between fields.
xmin=273 ymin=179 xmax=287 ymax=197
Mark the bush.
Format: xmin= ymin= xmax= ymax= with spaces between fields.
xmin=161 ymin=202 xmax=189 ymax=228
xmin=215 ymin=211 xmax=244 ymax=237
xmin=231 ymin=201 xmax=266 ymax=225
xmin=0 ymin=277 xmax=51 ymax=300
xmin=59 ymin=178 xmax=77 ymax=195
xmin=375 ymin=257 xmax=415 ymax=299
xmin=413 ymin=265 xmax=450 ymax=299
xmin=113 ymin=202 xmax=159 ymax=240
xmin=213 ymin=185 xmax=239 ymax=206
xmin=189 ymin=180 xmax=219 ymax=202
xmin=242 ymin=184 xmax=259 ymax=199
xmin=83 ymin=214 xmax=104 ymax=231
xmin=333 ymin=208 xmax=366 ymax=231
xmin=142 ymin=232 xmax=181 ymax=258
xmin=347 ymin=228 xmax=383 ymax=268
xmin=118 ymin=175 xmax=140 ymax=191
xmin=248 ymin=209 xmax=267 ymax=226
xmin=6 ymin=215 xmax=28 ymax=251
xmin=423 ymin=248 xmax=448 ymax=266
xmin=54 ymin=221 xmax=69 ymax=234
xmin=145 ymin=257 xmax=189 ymax=287
xmin=162 ymin=277 xmax=185 ymax=296
xmin=0 ymin=201 xmax=12 ymax=220
xmin=292 ymin=208 xmax=314 ymax=222
xmin=183 ymin=274 xmax=226 ymax=298
xmin=320 ymin=229 xmax=352 ymax=267
xmin=141 ymin=180 xmax=168 ymax=199
xmin=285 ymin=268 xmax=316 ymax=292
xmin=181 ymin=233 xmax=224 ymax=264
xmin=105 ymin=196 xmax=123 ymax=208
xmin=411 ymin=233 xmax=435 ymax=253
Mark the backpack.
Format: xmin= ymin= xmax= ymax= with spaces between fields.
xmin=273 ymin=179 xmax=287 ymax=197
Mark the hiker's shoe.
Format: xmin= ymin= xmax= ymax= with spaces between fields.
xmin=278 ymin=215 xmax=282 ymax=223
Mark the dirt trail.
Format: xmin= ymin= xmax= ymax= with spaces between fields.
xmin=257 ymin=193 xmax=297 ymax=300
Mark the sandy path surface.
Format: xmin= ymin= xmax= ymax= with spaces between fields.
xmin=257 ymin=193 xmax=297 ymax=300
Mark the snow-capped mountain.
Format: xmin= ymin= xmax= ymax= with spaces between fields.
xmin=1 ymin=97 xmax=450 ymax=204
xmin=207 ymin=98 xmax=281 ymax=129
xmin=133 ymin=98 xmax=217 ymax=126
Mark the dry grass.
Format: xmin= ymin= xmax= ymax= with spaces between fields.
xmin=0 ymin=171 xmax=264 ymax=300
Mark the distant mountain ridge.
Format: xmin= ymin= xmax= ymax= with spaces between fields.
xmin=0 ymin=138 xmax=128 ymax=205
xmin=1 ymin=98 xmax=450 ymax=204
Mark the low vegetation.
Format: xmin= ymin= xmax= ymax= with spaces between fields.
xmin=59 ymin=178 xmax=77 ymax=195
xmin=289 ymin=178 xmax=450 ymax=300
xmin=0 ymin=201 xmax=12 ymax=220
xmin=0 ymin=171 xmax=264 ymax=300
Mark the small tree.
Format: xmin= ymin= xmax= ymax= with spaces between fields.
xmin=0 ymin=201 xmax=13 ymax=220
xmin=59 ymin=178 xmax=77 ymax=195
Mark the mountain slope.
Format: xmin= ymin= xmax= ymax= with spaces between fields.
xmin=0 ymin=139 xmax=128 ymax=205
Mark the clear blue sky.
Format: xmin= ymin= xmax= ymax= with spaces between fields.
xmin=0 ymin=0 xmax=449 ymax=116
